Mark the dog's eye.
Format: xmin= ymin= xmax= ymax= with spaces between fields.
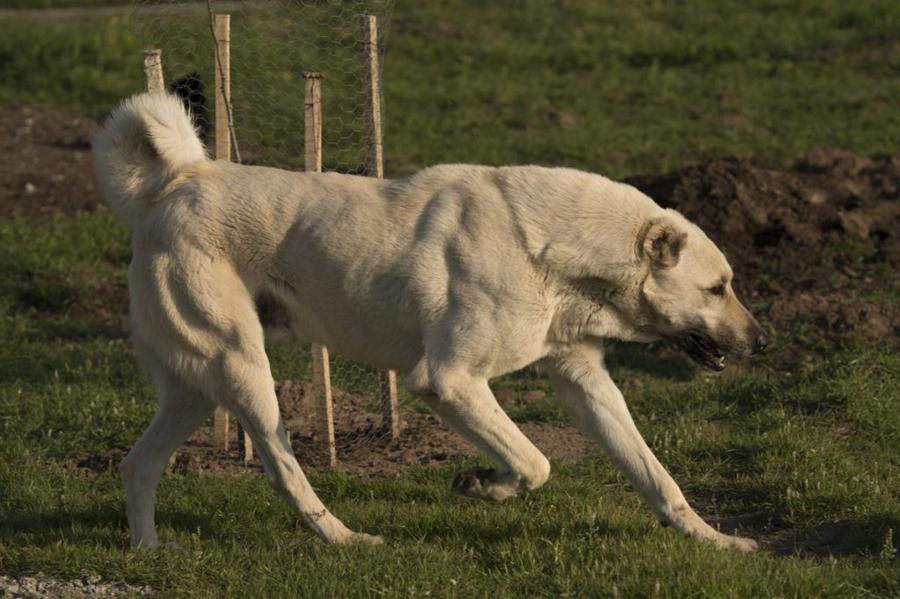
xmin=708 ymin=284 xmax=726 ymax=297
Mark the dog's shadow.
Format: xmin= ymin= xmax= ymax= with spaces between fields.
xmin=708 ymin=510 xmax=900 ymax=559
xmin=6 ymin=500 xmax=894 ymax=560
xmin=0 ymin=505 xmax=219 ymax=549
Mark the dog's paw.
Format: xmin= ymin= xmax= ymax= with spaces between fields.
xmin=700 ymin=529 xmax=758 ymax=553
xmin=452 ymin=468 xmax=492 ymax=497
xmin=451 ymin=468 xmax=519 ymax=501
xmin=346 ymin=532 xmax=383 ymax=546
xmin=720 ymin=534 xmax=758 ymax=554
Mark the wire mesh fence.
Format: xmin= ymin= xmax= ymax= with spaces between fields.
xmin=133 ymin=0 xmax=393 ymax=173
xmin=132 ymin=0 xmax=402 ymax=464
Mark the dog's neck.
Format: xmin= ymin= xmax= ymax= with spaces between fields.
xmin=491 ymin=166 xmax=672 ymax=345
xmin=548 ymin=272 xmax=659 ymax=345
xmin=496 ymin=166 xmax=663 ymax=286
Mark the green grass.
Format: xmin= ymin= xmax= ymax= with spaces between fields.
xmin=1 ymin=208 xmax=898 ymax=597
xmin=1 ymin=1 xmax=899 ymax=596
xmin=386 ymin=0 xmax=900 ymax=176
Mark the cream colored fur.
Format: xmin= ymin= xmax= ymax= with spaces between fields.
xmin=93 ymin=93 xmax=765 ymax=552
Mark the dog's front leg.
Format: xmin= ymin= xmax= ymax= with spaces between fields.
xmin=547 ymin=343 xmax=757 ymax=553
xmin=407 ymin=361 xmax=551 ymax=501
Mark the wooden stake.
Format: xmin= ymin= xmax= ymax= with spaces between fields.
xmin=240 ymin=422 xmax=253 ymax=464
xmin=380 ymin=369 xmax=399 ymax=440
xmin=363 ymin=15 xmax=400 ymax=441
xmin=304 ymin=72 xmax=337 ymax=467
xmin=142 ymin=49 xmax=164 ymax=93
xmin=213 ymin=407 xmax=230 ymax=453
xmin=213 ymin=13 xmax=232 ymax=162
xmin=312 ymin=345 xmax=336 ymax=467
xmin=304 ymin=73 xmax=323 ymax=171
xmin=363 ymin=15 xmax=384 ymax=179
xmin=211 ymin=14 xmax=242 ymax=456
xmin=141 ymin=48 xmax=176 ymax=463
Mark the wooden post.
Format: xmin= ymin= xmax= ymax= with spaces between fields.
xmin=142 ymin=50 xmax=164 ymax=93
xmin=363 ymin=15 xmax=400 ymax=440
xmin=304 ymin=72 xmax=337 ymax=467
xmin=143 ymin=48 xmax=177 ymax=466
xmin=213 ymin=14 xmax=232 ymax=162
xmin=304 ymin=73 xmax=323 ymax=171
xmin=363 ymin=16 xmax=384 ymax=178
xmin=211 ymin=14 xmax=250 ymax=458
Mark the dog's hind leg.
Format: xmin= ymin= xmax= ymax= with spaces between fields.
xmin=129 ymin=254 xmax=379 ymax=546
xmin=406 ymin=360 xmax=551 ymax=501
xmin=547 ymin=342 xmax=757 ymax=553
xmin=120 ymin=367 xmax=214 ymax=548
xmin=212 ymin=346 xmax=382 ymax=545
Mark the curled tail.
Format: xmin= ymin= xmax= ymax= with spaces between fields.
xmin=92 ymin=92 xmax=208 ymax=228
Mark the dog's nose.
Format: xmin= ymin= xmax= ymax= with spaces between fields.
xmin=755 ymin=332 xmax=770 ymax=353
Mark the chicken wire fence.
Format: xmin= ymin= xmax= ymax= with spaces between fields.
xmin=131 ymin=0 xmax=404 ymax=465
xmin=134 ymin=0 xmax=392 ymax=172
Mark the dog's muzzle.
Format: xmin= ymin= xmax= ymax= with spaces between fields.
xmin=674 ymin=332 xmax=727 ymax=372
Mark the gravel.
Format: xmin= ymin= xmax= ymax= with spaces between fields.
xmin=0 ymin=573 xmax=154 ymax=598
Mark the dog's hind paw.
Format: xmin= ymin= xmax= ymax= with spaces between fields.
xmin=708 ymin=531 xmax=758 ymax=553
xmin=724 ymin=535 xmax=758 ymax=554
xmin=452 ymin=468 xmax=495 ymax=498
xmin=451 ymin=467 xmax=520 ymax=501
xmin=346 ymin=532 xmax=383 ymax=546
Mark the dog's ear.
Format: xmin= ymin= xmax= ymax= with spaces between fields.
xmin=640 ymin=217 xmax=687 ymax=269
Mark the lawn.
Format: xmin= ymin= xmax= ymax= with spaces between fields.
xmin=0 ymin=1 xmax=898 ymax=597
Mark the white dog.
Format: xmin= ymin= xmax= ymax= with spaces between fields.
xmin=92 ymin=93 xmax=768 ymax=552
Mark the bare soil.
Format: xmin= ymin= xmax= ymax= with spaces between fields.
xmin=71 ymin=379 xmax=597 ymax=478
xmin=0 ymin=105 xmax=99 ymax=218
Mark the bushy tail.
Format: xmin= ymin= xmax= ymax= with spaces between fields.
xmin=92 ymin=92 xmax=208 ymax=228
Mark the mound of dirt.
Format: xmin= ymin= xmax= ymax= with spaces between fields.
xmin=628 ymin=149 xmax=900 ymax=343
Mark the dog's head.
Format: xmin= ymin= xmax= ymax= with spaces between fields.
xmin=636 ymin=211 xmax=769 ymax=371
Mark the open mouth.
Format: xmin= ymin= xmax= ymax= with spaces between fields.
xmin=675 ymin=332 xmax=726 ymax=372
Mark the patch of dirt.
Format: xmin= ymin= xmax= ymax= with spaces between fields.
xmin=628 ymin=148 xmax=900 ymax=345
xmin=70 ymin=380 xmax=596 ymax=479
xmin=0 ymin=105 xmax=101 ymax=218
